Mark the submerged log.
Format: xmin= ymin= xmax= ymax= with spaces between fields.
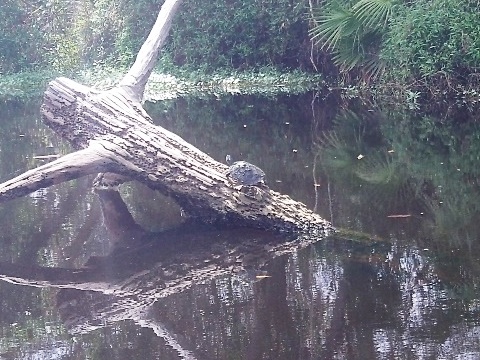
xmin=0 ymin=0 xmax=332 ymax=236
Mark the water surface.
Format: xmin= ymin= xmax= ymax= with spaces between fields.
xmin=0 ymin=93 xmax=479 ymax=359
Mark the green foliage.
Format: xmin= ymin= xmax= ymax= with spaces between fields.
xmin=309 ymin=0 xmax=395 ymax=79
xmin=47 ymin=0 xmax=148 ymax=70
xmin=0 ymin=0 xmax=158 ymax=73
xmin=381 ymin=0 xmax=480 ymax=86
xmin=309 ymin=4 xmax=357 ymax=52
xmin=0 ymin=0 xmax=50 ymax=73
xmin=0 ymin=0 xmax=313 ymax=74
xmin=0 ymin=65 xmax=321 ymax=101
xmin=0 ymin=70 xmax=59 ymax=99
xmin=168 ymin=0 xmax=311 ymax=71
xmin=0 ymin=0 xmax=89 ymax=73
xmin=353 ymin=0 xmax=393 ymax=28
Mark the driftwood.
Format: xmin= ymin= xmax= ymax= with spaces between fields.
xmin=0 ymin=0 xmax=332 ymax=235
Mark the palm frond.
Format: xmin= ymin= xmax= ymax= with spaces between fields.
xmin=309 ymin=5 xmax=359 ymax=51
xmin=362 ymin=56 xmax=385 ymax=79
xmin=308 ymin=0 xmax=394 ymax=77
xmin=331 ymin=35 xmax=385 ymax=78
xmin=332 ymin=46 xmax=364 ymax=71
xmin=352 ymin=0 xmax=395 ymax=29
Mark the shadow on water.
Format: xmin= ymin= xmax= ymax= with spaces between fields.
xmin=0 ymin=94 xmax=480 ymax=358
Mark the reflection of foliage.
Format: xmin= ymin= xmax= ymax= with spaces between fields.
xmin=313 ymin=106 xmax=480 ymax=248
xmin=316 ymin=131 xmax=355 ymax=175
xmin=318 ymin=105 xmax=480 ymax=248
xmin=315 ymin=109 xmax=417 ymax=219
xmin=381 ymin=109 xmax=480 ymax=247
xmin=354 ymin=152 xmax=395 ymax=184
xmin=423 ymin=195 xmax=480 ymax=249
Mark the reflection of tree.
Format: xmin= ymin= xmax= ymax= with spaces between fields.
xmin=313 ymin=105 xmax=480 ymax=354
xmin=314 ymin=109 xmax=422 ymax=235
xmin=1 ymin=188 xmax=480 ymax=358
xmin=381 ymin=110 xmax=480 ymax=247
xmin=0 ymin=100 xmax=100 ymax=265
xmin=3 ymin=98 xmax=480 ymax=358
xmin=0 ymin=188 xmax=325 ymax=359
xmin=249 ymin=256 xmax=298 ymax=359
xmin=314 ymin=106 xmax=480 ymax=248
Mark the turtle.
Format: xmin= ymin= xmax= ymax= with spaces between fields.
xmin=225 ymin=154 xmax=266 ymax=189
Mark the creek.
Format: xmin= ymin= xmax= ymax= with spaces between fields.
xmin=0 ymin=93 xmax=479 ymax=359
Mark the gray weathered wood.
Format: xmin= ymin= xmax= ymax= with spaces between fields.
xmin=0 ymin=0 xmax=333 ymax=236
xmin=119 ymin=0 xmax=183 ymax=102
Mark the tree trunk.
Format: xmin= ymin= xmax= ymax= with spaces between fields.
xmin=0 ymin=0 xmax=333 ymax=236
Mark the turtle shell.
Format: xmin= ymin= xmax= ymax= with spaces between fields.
xmin=227 ymin=161 xmax=266 ymax=186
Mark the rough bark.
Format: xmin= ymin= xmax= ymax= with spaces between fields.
xmin=0 ymin=0 xmax=333 ymax=236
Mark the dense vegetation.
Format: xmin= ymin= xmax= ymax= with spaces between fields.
xmin=310 ymin=0 xmax=480 ymax=101
xmin=0 ymin=0 xmax=312 ymax=73
xmin=1 ymin=0 xmax=479 ymax=102
xmin=381 ymin=0 xmax=480 ymax=101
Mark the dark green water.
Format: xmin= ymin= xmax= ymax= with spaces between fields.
xmin=0 ymin=93 xmax=480 ymax=359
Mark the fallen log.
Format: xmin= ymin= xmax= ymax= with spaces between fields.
xmin=0 ymin=0 xmax=333 ymax=236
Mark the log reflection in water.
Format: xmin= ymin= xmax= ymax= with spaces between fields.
xmin=0 ymin=188 xmax=325 ymax=356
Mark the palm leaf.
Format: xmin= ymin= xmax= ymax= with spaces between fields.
xmin=362 ymin=56 xmax=385 ymax=79
xmin=309 ymin=5 xmax=360 ymax=51
xmin=352 ymin=0 xmax=395 ymax=29
xmin=331 ymin=32 xmax=385 ymax=78
xmin=308 ymin=0 xmax=394 ymax=76
xmin=332 ymin=46 xmax=364 ymax=71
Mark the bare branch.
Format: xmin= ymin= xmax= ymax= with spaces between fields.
xmin=119 ymin=0 xmax=183 ymax=102
xmin=0 ymin=142 xmax=115 ymax=201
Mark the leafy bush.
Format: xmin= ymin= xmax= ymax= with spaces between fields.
xmin=381 ymin=0 xmax=480 ymax=84
xmin=167 ymin=0 xmax=311 ymax=71
xmin=0 ymin=0 xmax=91 ymax=73
xmin=0 ymin=1 xmax=48 ymax=73
xmin=1 ymin=0 xmax=314 ymax=74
